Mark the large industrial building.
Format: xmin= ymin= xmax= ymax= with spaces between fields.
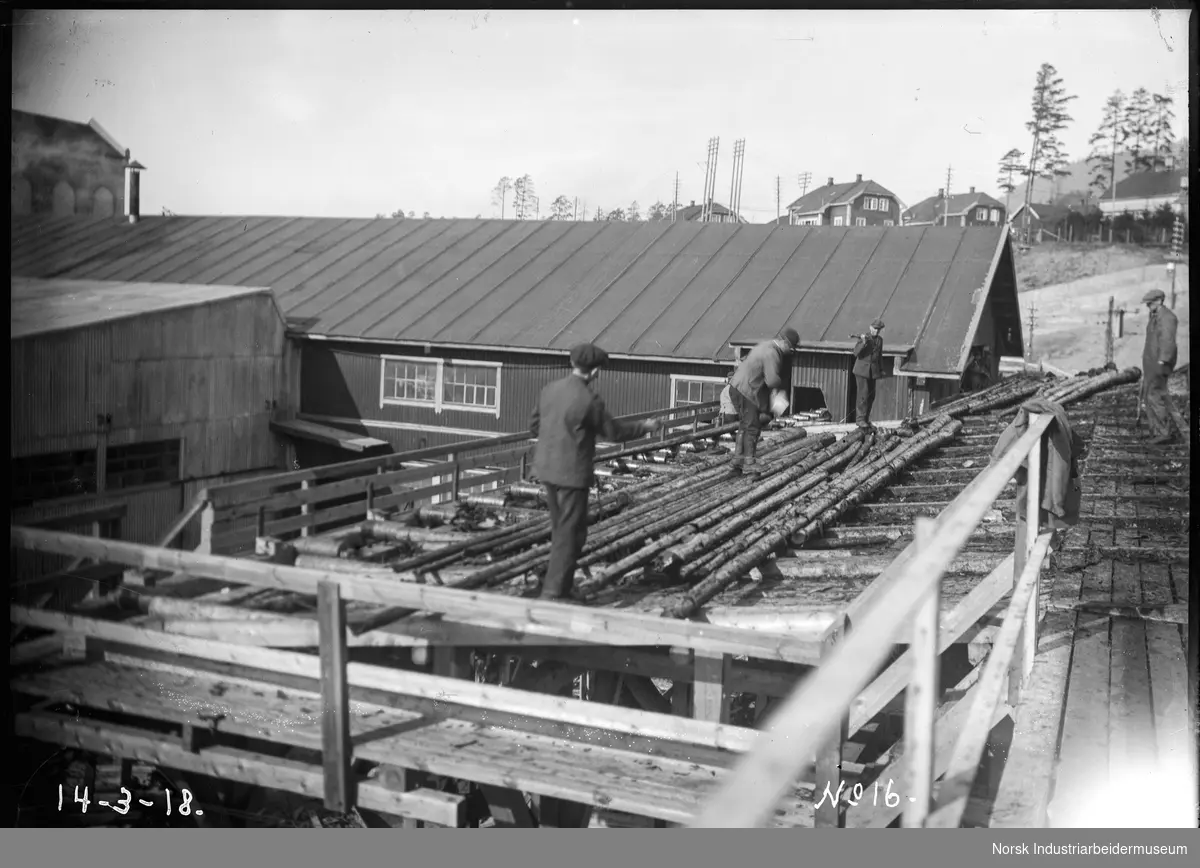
xmin=9 ymin=216 xmax=1023 ymax=465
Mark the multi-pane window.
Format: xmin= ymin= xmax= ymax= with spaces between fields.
xmin=11 ymin=449 xmax=98 ymax=507
xmin=672 ymin=377 xmax=726 ymax=407
xmin=864 ymin=197 xmax=876 ymax=210
xmin=855 ymin=217 xmax=867 ymax=226
xmin=833 ymin=216 xmax=845 ymax=226
xmin=976 ymin=208 xmax=988 ymax=221
xmin=884 ymin=219 xmax=895 ymax=226
xmin=106 ymin=439 xmax=182 ymax=491
xmin=381 ymin=356 xmax=501 ymax=415
xmin=383 ymin=359 xmax=439 ymax=405
xmin=990 ymin=209 xmax=1000 ymax=223
xmin=442 ymin=363 xmax=498 ymax=410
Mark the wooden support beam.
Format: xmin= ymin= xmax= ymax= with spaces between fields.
xmin=814 ymin=616 xmax=848 ymax=828
xmin=1008 ymin=414 xmax=1042 ymax=707
xmin=317 ymin=581 xmax=353 ymax=813
xmin=11 ymin=608 xmax=758 ymax=754
xmin=902 ymin=518 xmax=940 ymax=828
xmin=692 ymin=654 xmax=728 ymax=724
xmin=14 ymin=712 xmax=465 ymax=827
xmin=925 ymin=532 xmax=1053 ymax=829
xmin=10 ymin=527 xmax=825 ymax=665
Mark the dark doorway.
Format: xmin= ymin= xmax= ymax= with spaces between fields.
xmin=791 ymin=386 xmax=828 ymax=413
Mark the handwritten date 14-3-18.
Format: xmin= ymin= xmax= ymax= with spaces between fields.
xmin=58 ymin=785 xmax=204 ymax=817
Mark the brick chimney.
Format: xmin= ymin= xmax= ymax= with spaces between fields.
xmin=827 ymin=177 xmax=835 ymax=187
xmin=938 ymin=188 xmax=945 ymax=198
xmin=124 ymin=150 xmax=144 ymax=224
xmin=690 ymin=200 xmax=696 ymax=207
xmin=855 ymin=174 xmax=863 ymax=183
xmin=969 ymin=186 xmax=976 ymax=194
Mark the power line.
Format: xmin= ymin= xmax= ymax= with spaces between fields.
xmin=797 ymin=172 xmax=812 ymax=197
xmin=943 ymin=165 xmax=953 ymax=227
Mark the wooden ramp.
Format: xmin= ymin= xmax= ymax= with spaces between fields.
xmin=990 ymin=385 xmax=1194 ymax=828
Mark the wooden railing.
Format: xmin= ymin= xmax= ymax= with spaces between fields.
xmin=200 ymin=401 xmax=721 ymax=553
xmin=689 ymin=412 xmax=1056 ymax=828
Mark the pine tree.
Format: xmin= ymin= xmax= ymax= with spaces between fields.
xmin=1149 ymin=92 xmax=1177 ymax=172
xmin=1122 ymin=88 xmax=1155 ymax=174
xmin=491 ymin=177 xmax=512 ymax=218
xmin=1087 ymin=90 xmax=1127 ymax=198
xmin=996 ymin=148 xmax=1026 ymax=214
xmin=1020 ymin=63 xmax=1077 ymax=243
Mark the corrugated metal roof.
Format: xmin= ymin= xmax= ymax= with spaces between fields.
xmin=9 ymin=216 xmax=1013 ymax=374
xmin=10 ymin=276 xmax=275 ymax=340
xmin=1105 ymin=169 xmax=1185 ymax=201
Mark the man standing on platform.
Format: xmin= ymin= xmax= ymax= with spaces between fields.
xmin=852 ymin=319 xmax=886 ymax=428
xmin=1140 ymin=289 xmax=1179 ymax=445
xmin=529 ymin=342 xmax=662 ymax=600
xmin=728 ymin=327 xmax=799 ymax=473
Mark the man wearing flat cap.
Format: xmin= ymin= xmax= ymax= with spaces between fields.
xmin=529 ymin=342 xmax=663 ymax=600
xmin=728 ymin=326 xmax=799 ymax=473
xmin=852 ymin=319 xmax=886 ymax=428
xmin=1140 ymin=289 xmax=1179 ymax=445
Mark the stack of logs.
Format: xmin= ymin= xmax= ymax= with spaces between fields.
xmin=248 ymin=367 xmax=1143 ymax=624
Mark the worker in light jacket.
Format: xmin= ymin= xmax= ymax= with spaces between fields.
xmin=1140 ymin=289 xmax=1179 ymax=445
xmin=852 ymin=319 xmax=886 ymax=428
xmin=529 ymin=343 xmax=663 ymax=600
xmin=728 ymin=327 xmax=799 ymax=473
xmin=706 ymin=372 xmax=737 ymax=454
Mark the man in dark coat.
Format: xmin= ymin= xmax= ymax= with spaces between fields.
xmin=728 ymin=327 xmax=799 ymax=473
xmin=852 ymin=319 xmax=886 ymax=428
xmin=1140 ymin=288 xmax=1180 ymax=445
xmin=529 ymin=343 xmax=662 ymax=599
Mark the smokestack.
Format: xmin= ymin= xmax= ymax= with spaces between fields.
xmin=938 ymin=188 xmax=945 ymax=198
xmin=827 ymin=177 xmax=835 ymax=187
xmin=690 ymin=200 xmax=696 ymax=207
xmin=969 ymin=186 xmax=975 ymax=194
xmin=124 ymin=161 xmax=144 ymax=224
xmin=855 ymin=174 xmax=863 ymax=183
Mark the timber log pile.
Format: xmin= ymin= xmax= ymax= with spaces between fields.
xmin=240 ymin=367 xmax=1141 ymax=623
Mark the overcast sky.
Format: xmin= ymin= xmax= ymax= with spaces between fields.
xmin=12 ymin=8 xmax=1191 ymax=221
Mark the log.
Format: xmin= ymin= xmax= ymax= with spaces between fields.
xmin=290 ymin=533 xmax=363 ymax=558
xmin=362 ymin=520 xmax=477 ymax=547
xmin=765 ymin=551 xmax=1004 ymax=580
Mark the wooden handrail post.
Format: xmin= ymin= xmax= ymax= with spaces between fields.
xmin=299 ymin=480 xmax=311 ymax=538
xmin=197 ymin=503 xmax=216 ymax=554
xmin=903 ymin=517 xmax=941 ymax=827
xmin=1009 ymin=413 xmax=1043 ymax=705
xmin=366 ymin=481 xmax=375 ymax=515
xmin=814 ymin=614 xmax=849 ymax=828
xmin=449 ymin=454 xmax=460 ymax=502
xmin=318 ymin=580 xmax=353 ymax=812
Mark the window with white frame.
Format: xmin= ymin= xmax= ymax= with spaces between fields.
xmin=833 ymin=215 xmax=844 ymax=226
xmin=855 ymin=217 xmax=866 ymax=227
xmin=380 ymin=356 xmax=502 ymax=416
xmin=990 ymin=208 xmax=1000 ymax=222
xmin=877 ymin=198 xmax=889 ymax=212
xmin=884 ymin=219 xmax=895 ymax=226
xmin=671 ymin=375 xmax=727 ymax=408
xmin=975 ymin=208 xmax=988 ymax=221
xmin=864 ymin=197 xmax=877 ymax=211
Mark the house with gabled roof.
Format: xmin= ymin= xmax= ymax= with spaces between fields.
xmin=902 ymin=187 xmax=1006 ymax=228
xmin=10 ymin=108 xmax=146 ymax=220
xmin=784 ymin=175 xmax=900 ymax=228
xmin=1097 ymin=169 xmax=1188 ymax=218
xmin=674 ymin=200 xmax=744 ymax=224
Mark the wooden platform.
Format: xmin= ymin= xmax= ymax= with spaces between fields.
xmin=990 ymin=386 xmax=1194 ymax=828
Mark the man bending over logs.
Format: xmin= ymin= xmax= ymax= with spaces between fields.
xmin=728 ymin=327 xmax=799 ymax=474
xmin=529 ymin=342 xmax=663 ymax=600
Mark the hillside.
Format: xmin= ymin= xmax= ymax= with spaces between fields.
xmin=1013 ymin=241 xmax=1177 ymax=291
xmin=1007 ymin=152 xmax=1135 ymax=210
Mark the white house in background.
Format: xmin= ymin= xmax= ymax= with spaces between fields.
xmin=1097 ymin=169 xmax=1188 ymax=218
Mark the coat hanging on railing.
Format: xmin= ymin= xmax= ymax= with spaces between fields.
xmin=991 ymin=397 xmax=1083 ymax=529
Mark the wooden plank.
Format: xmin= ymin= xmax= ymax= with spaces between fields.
xmin=10 ymin=608 xmax=760 ymax=754
xmin=814 ymin=616 xmax=848 ymax=829
xmin=902 ymin=518 xmax=940 ymax=827
xmin=270 ymin=418 xmax=388 ymax=452
xmin=10 ymin=659 xmax=807 ymax=825
xmin=318 ymin=581 xmax=352 ymax=812
xmin=1008 ymin=418 xmax=1040 ymax=705
xmin=156 ymin=494 xmax=209 ymax=549
xmin=10 ymin=529 xmax=826 ymax=666
xmin=1048 ymin=558 xmax=1113 ymax=827
xmin=689 ymin=419 xmax=1052 ymax=828
xmin=1108 ymin=555 xmax=1156 ymax=784
xmin=14 ymin=712 xmax=466 ymax=827
xmin=21 ymin=504 xmax=128 ymax=530
xmin=692 ymin=654 xmax=727 ymax=724
xmin=925 ymin=533 xmax=1053 ymax=828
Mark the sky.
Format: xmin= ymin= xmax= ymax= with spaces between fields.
xmin=12 ymin=8 xmax=1192 ymax=221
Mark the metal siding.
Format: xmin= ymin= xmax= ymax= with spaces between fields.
xmin=12 ymin=217 xmax=1004 ymax=375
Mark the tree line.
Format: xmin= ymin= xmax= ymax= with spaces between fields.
xmin=993 ymin=63 xmax=1181 ymax=213
xmin=490 ymin=175 xmax=687 ymax=223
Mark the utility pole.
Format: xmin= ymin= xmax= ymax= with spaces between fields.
xmin=574 ymin=197 xmax=579 ymax=221
xmin=1026 ymin=301 xmax=1037 ymax=362
xmin=943 ymin=165 xmax=953 ymax=227
xmin=797 ymin=171 xmax=812 ymax=198
xmin=1105 ymin=296 xmax=1115 ymax=366
xmin=673 ymin=171 xmax=680 ymax=222
xmin=776 ymin=176 xmax=782 ymax=222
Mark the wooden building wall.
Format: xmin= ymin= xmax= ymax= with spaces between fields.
xmin=11 ymin=292 xmax=290 ymax=576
